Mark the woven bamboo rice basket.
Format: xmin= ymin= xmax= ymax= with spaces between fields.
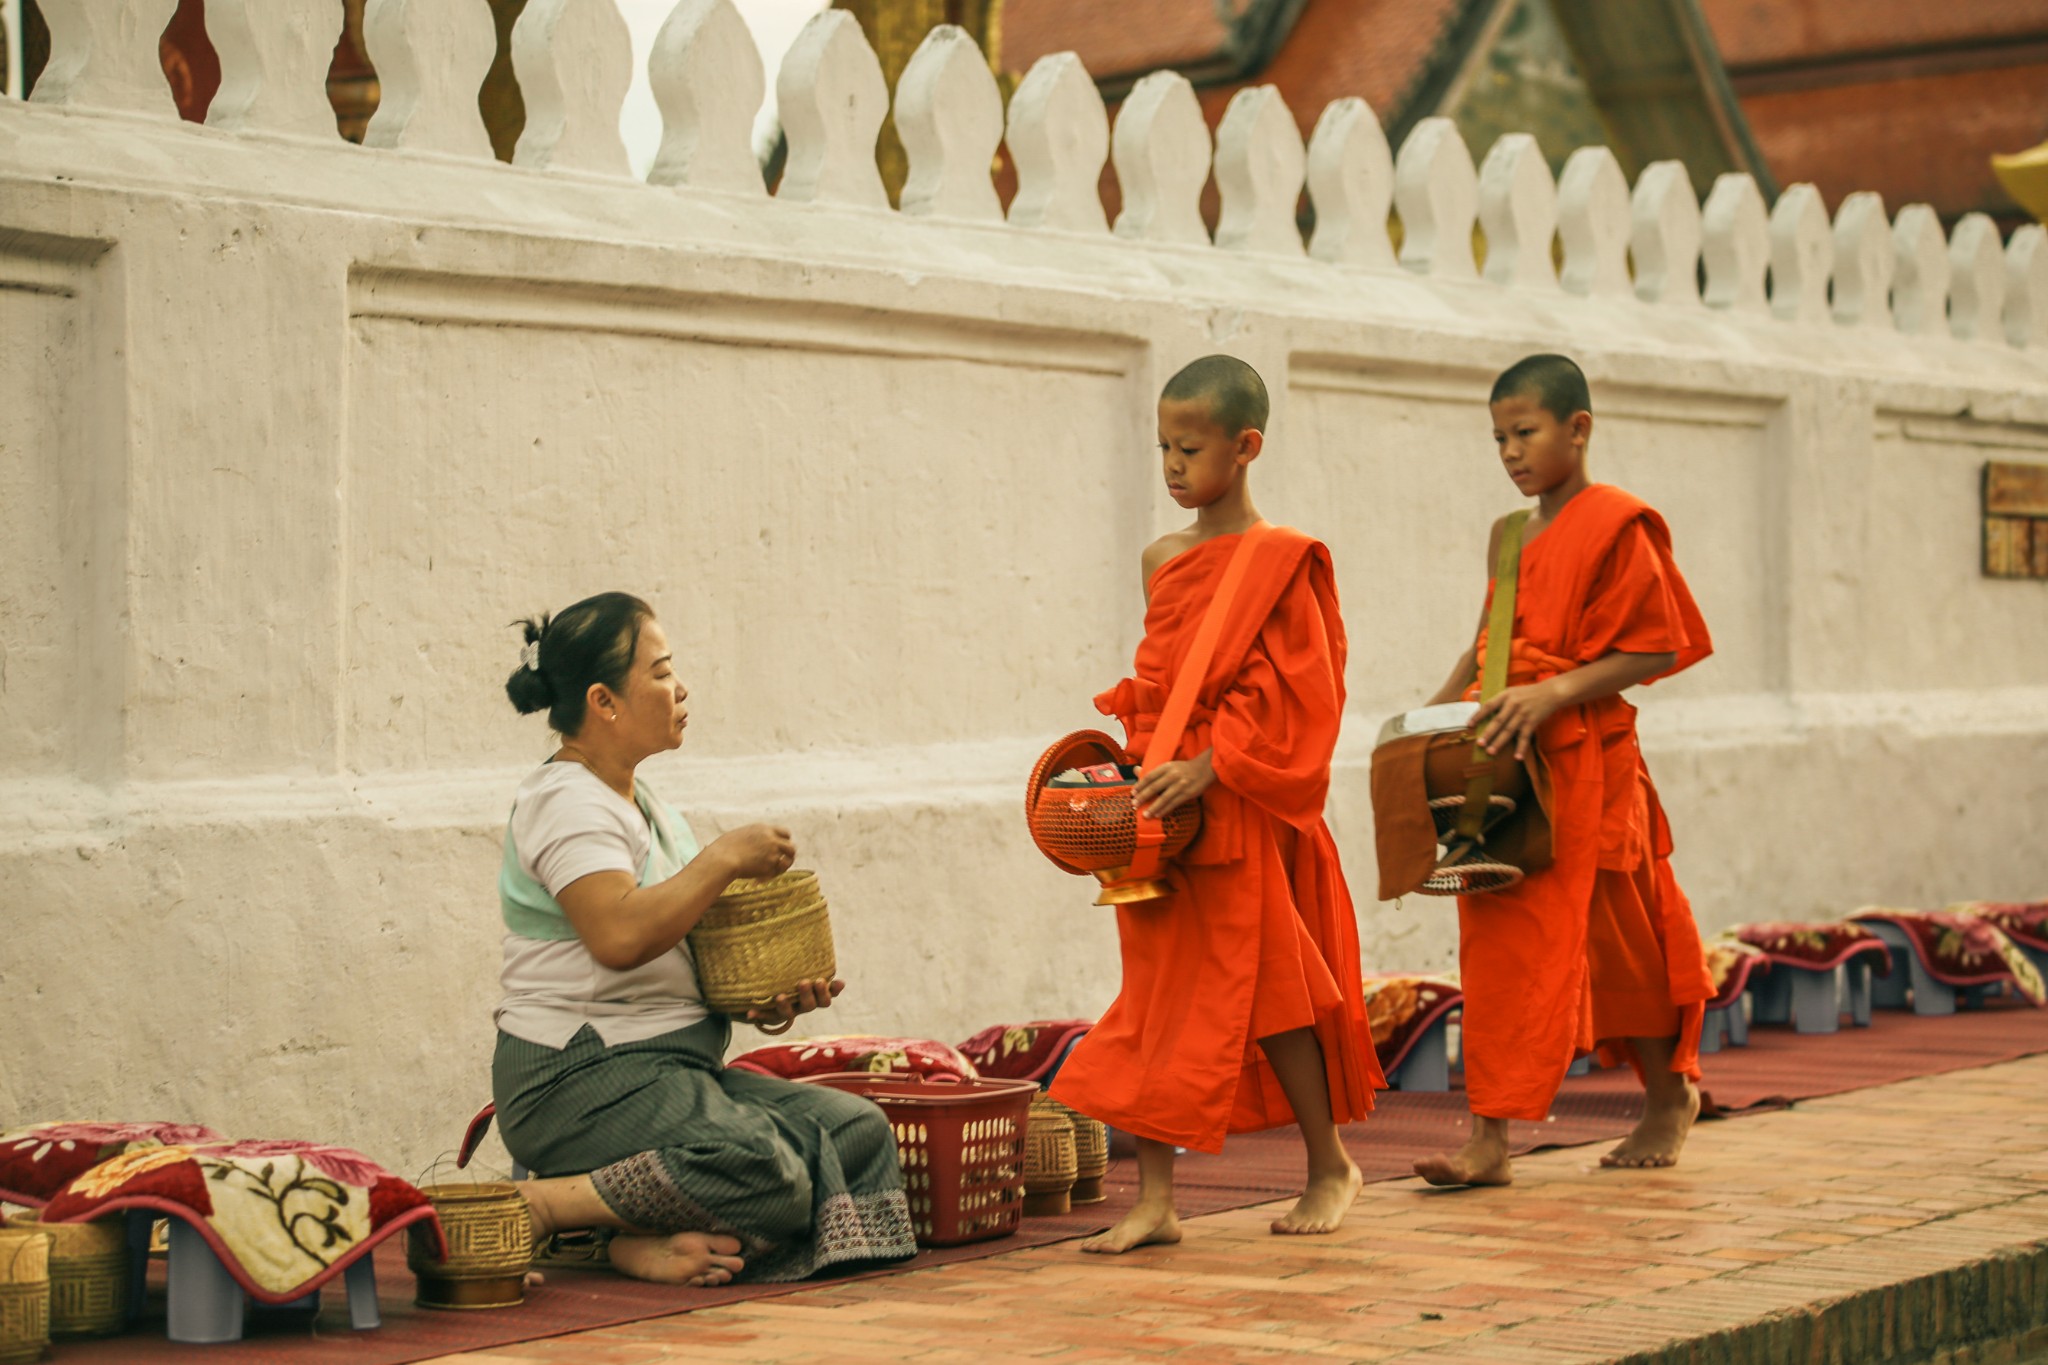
xmin=689 ymin=870 xmax=838 ymax=1015
xmin=407 ymin=1182 xmax=531 ymax=1311
xmin=7 ymin=1213 xmax=125 ymax=1339
xmin=1022 ymin=1094 xmax=1078 ymax=1217
xmin=0 ymin=1227 xmax=51 ymax=1365
xmin=1045 ymin=1100 xmax=1110 ymax=1204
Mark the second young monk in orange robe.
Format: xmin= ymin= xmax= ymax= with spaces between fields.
xmin=1414 ymin=354 xmax=1714 ymax=1189
xmin=1050 ymin=355 xmax=1382 ymax=1252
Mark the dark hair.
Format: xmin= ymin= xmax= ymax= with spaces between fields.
xmin=1160 ymin=354 xmax=1270 ymax=435
xmin=1490 ymin=353 xmax=1592 ymax=420
xmin=505 ymin=592 xmax=655 ymax=735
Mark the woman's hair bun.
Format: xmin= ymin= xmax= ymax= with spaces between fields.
xmin=504 ymin=613 xmax=557 ymax=715
xmin=502 ymin=594 xmax=653 ymax=734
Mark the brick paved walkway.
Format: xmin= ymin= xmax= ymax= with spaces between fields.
xmin=432 ymin=1055 xmax=2048 ymax=1365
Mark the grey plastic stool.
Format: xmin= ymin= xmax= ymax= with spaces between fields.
xmin=1387 ymin=1017 xmax=1450 ymax=1091
xmin=163 ymin=1217 xmax=381 ymax=1344
xmin=1863 ymin=920 xmax=1956 ymax=1015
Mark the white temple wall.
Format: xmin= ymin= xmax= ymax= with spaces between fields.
xmin=2 ymin=4 xmax=2045 ymax=1173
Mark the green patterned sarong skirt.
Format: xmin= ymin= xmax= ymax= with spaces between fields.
xmin=493 ymin=1018 xmax=915 ymax=1282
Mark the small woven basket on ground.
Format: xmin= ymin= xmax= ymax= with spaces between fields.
xmin=1023 ymin=1094 xmax=1078 ymax=1217
xmin=689 ymin=870 xmax=837 ymax=1016
xmin=407 ymin=1182 xmax=531 ymax=1310
xmin=1045 ymin=1099 xmax=1109 ymax=1204
xmin=0 ymin=1227 xmax=51 ymax=1365
xmin=8 ymin=1213 xmax=124 ymax=1338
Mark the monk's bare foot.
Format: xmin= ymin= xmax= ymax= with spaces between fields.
xmin=1079 ymin=1201 xmax=1182 ymax=1254
xmin=608 ymin=1231 xmax=746 ymax=1286
xmin=1601 ymin=1081 xmax=1700 ymax=1169
xmin=1272 ymin=1161 xmax=1362 ymax=1234
xmin=1414 ymin=1135 xmax=1513 ymax=1188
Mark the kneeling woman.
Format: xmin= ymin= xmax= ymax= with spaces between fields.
xmin=494 ymin=592 xmax=914 ymax=1286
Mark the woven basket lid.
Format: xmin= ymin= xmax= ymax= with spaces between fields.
xmin=1025 ymin=730 xmax=1133 ymax=875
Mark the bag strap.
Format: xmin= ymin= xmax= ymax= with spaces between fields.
xmin=1129 ymin=522 xmax=1275 ymax=878
xmin=1452 ymin=509 xmax=1531 ymax=843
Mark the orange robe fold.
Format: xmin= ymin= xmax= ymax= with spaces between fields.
xmin=1049 ymin=527 xmax=1383 ymax=1153
xmin=1459 ymin=485 xmax=1716 ymax=1121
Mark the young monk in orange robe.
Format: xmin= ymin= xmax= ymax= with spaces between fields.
xmin=1414 ymin=354 xmax=1714 ymax=1188
xmin=1050 ymin=355 xmax=1383 ymax=1253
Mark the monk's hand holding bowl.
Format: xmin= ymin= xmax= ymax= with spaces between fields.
xmin=1474 ymin=681 xmax=1564 ymax=762
xmin=1134 ymin=750 xmax=1217 ymax=819
xmin=745 ymin=977 xmax=845 ymax=1029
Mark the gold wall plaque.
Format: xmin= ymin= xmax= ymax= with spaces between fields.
xmin=1983 ymin=461 xmax=2048 ymax=579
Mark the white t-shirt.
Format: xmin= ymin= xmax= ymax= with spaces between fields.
xmin=495 ymin=762 xmax=710 ymax=1048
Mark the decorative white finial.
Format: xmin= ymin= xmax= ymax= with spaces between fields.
xmin=1949 ymin=213 xmax=2006 ymax=342
xmin=1630 ymin=160 xmax=1701 ymax=306
xmin=1477 ymin=133 xmax=1557 ymax=291
xmin=1701 ymin=173 xmax=1769 ymax=315
xmin=1557 ymin=146 xmax=1631 ymax=298
xmin=1394 ymin=117 xmax=1478 ymax=280
xmin=1112 ymin=71 xmax=1213 ymax=245
xmin=648 ymin=0 xmax=766 ymax=194
xmin=363 ymin=0 xmax=497 ymax=158
xmin=1768 ymin=183 xmax=1832 ymax=323
xmin=1891 ymin=204 xmax=1950 ymax=336
xmin=1214 ymin=86 xmax=1307 ymax=256
xmin=2005 ymin=224 xmax=2048 ymax=349
xmin=511 ymin=0 xmax=634 ymax=176
xmin=30 ymin=0 xmax=181 ymax=118
xmin=896 ymin=25 xmax=1004 ymax=221
xmin=1830 ymin=191 xmax=1892 ymax=329
xmin=1003 ymin=53 xmax=1105 ymax=232
xmin=1304 ymin=98 xmax=1393 ymax=268
xmin=775 ymin=9 xmax=889 ymax=208
xmin=1006 ymin=53 xmax=1110 ymax=234
xmin=204 ymin=0 xmax=339 ymax=138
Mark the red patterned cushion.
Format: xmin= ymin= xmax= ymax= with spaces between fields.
xmin=1731 ymin=921 xmax=1893 ymax=974
xmin=955 ymin=1020 xmax=1093 ymax=1082
xmin=728 ymin=1035 xmax=980 ymax=1081
xmin=0 ymin=1122 xmax=225 ymax=1209
xmin=1703 ymin=939 xmax=1767 ymax=1007
xmin=1955 ymin=901 xmax=2048 ymax=952
xmin=1851 ymin=907 xmax=2047 ymax=1005
xmin=1361 ymin=975 xmax=1461 ymax=1073
xmin=41 ymin=1139 xmax=440 ymax=1304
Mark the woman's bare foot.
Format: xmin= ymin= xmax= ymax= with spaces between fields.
xmin=1079 ymin=1201 xmax=1182 ymax=1254
xmin=1272 ymin=1161 xmax=1362 ymax=1234
xmin=1414 ymin=1133 xmax=1513 ymax=1188
xmin=609 ymin=1231 xmax=747 ymax=1286
xmin=1601 ymin=1080 xmax=1700 ymax=1169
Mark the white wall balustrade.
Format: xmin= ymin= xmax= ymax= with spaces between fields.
xmin=3 ymin=6 xmax=2046 ymax=1175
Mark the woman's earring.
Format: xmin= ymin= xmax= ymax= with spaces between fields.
xmin=608 ymin=712 xmax=617 ymax=722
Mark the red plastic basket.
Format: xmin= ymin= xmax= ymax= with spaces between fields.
xmin=800 ymin=1072 xmax=1037 ymax=1247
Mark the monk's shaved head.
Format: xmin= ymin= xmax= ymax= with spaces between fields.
xmin=1161 ymin=354 xmax=1270 ymax=435
xmin=1491 ymin=353 xmax=1591 ymax=420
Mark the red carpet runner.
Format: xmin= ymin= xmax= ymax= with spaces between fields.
xmin=50 ymin=1000 xmax=2048 ymax=1365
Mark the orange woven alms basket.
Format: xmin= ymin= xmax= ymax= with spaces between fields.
xmin=1026 ymin=730 xmax=1201 ymax=905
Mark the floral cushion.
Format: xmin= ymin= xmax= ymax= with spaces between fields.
xmin=1851 ymin=907 xmax=2048 ymax=1006
xmin=41 ymin=1139 xmax=441 ymax=1303
xmin=1731 ymin=921 xmax=1894 ymax=974
xmin=1703 ymin=939 xmax=1768 ymax=1008
xmin=0 ymin=1122 xmax=225 ymax=1208
xmin=1954 ymin=901 xmax=2048 ymax=952
xmin=728 ymin=1035 xmax=981 ymax=1081
xmin=954 ymin=1020 xmax=1093 ymax=1083
xmin=1361 ymin=975 xmax=1461 ymax=1073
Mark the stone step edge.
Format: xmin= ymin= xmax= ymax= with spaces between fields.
xmin=1414 ymin=1198 xmax=2048 ymax=1364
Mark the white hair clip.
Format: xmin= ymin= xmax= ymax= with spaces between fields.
xmin=521 ymin=641 xmax=542 ymax=672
